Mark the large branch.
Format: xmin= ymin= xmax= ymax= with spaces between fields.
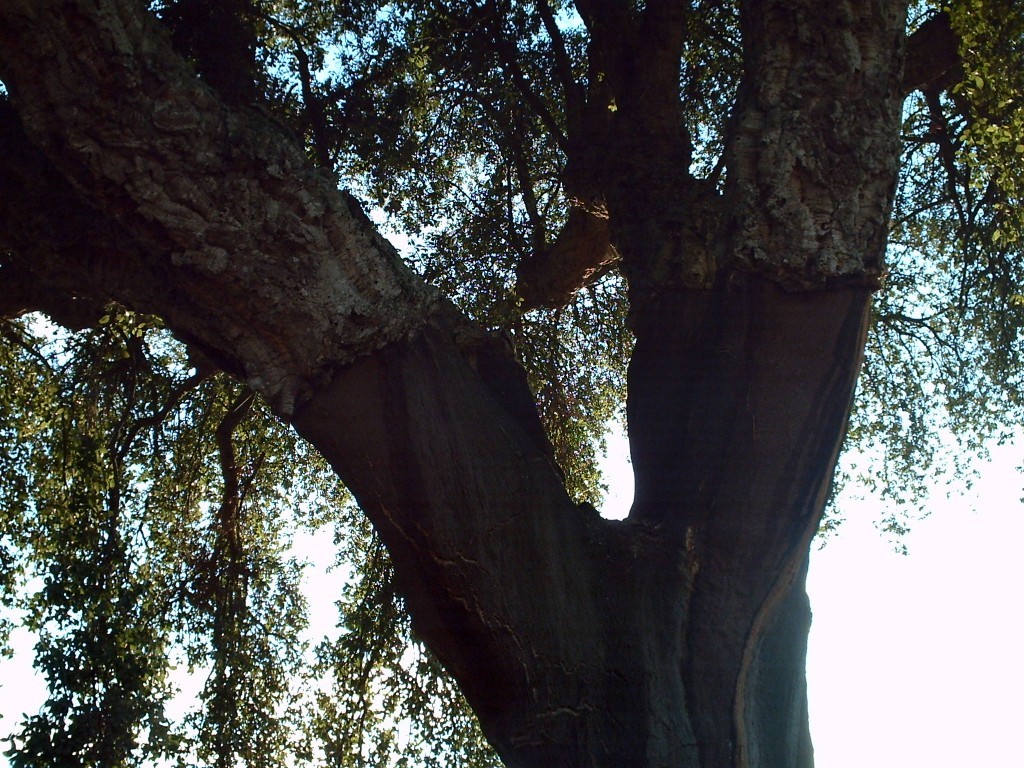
xmin=0 ymin=253 xmax=105 ymax=331
xmin=902 ymin=11 xmax=963 ymax=97
xmin=0 ymin=11 xmax=611 ymax=760
xmin=0 ymin=97 xmax=193 ymax=328
xmin=517 ymin=0 xmax=693 ymax=310
xmin=514 ymin=199 xmax=617 ymax=310
xmin=722 ymin=0 xmax=908 ymax=289
xmin=0 ymin=0 xmax=432 ymax=415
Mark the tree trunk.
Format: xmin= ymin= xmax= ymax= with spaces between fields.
xmin=628 ymin=278 xmax=870 ymax=766
xmin=292 ymin=276 xmax=868 ymax=767
xmin=0 ymin=1 xmax=904 ymax=766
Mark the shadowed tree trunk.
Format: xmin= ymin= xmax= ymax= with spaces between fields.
xmin=0 ymin=0 xmax=910 ymax=765
xmin=293 ymin=278 xmax=869 ymax=766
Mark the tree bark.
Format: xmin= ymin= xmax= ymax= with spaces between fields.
xmin=724 ymin=0 xmax=907 ymax=289
xmin=0 ymin=0 xmax=432 ymax=415
xmin=0 ymin=1 xmax=907 ymax=766
xmin=627 ymin=278 xmax=869 ymax=766
xmin=293 ymin=276 xmax=868 ymax=767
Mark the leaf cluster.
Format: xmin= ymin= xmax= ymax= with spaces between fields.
xmin=0 ymin=311 xmax=435 ymax=767
xmin=829 ymin=1 xmax=1024 ymax=535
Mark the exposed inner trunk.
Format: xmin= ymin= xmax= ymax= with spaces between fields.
xmin=293 ymin=276 xmax=869 ymax=767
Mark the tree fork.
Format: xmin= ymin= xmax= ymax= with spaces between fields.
xmin=292 ymin=322 xmax=698 ymax=766
xmin=291 ymin=276 xmax=869 ymax=767
xmin=0 ymin=1 xmax=900 ymax=766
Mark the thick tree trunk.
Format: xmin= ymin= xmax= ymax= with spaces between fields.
xmin=291 ymin=276 xmax=868 ymax=767
xmin=629 ymin=278 xmax=869 ymax=766
xmin=0 ymin=1 xmax=902 ymax=766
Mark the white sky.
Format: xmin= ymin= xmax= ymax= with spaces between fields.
xmin=2 ymin=430 xmax=1022 ymax=767
xmin=598 ymin=427 xmax=1024 ymax=768
xmin=804 ymin=447 xmax=1024 ymax=768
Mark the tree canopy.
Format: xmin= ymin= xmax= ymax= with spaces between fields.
xmin=1 ymin=0 xmax=1023 ymax=766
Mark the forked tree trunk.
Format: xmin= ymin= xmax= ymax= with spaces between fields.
xmin=292 ymin=276 xmax=869 ymax=767
xmin=0 ymin=1 xmax=905 ymax=766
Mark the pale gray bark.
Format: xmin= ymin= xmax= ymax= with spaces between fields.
xmin=725 ymin=0 xmax=908 ymax=288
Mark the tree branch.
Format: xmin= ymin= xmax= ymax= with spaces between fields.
xmin=478 ymin=0 xmax=569 ymax=153
xmin=159 ymin=0 xmax=262 ymax=106
xmin=0 ymin=257 xmax=108 ymax=330
xmin=0 ymin=100 xmax=175 ymax=332
xmin=722 ymin=0 xmax=905 ymax=288
xmin=902 ymin=11 xmax=963 ymax=97
xmin=504 ymin=110 xmax=546 ymax=252
xmin=0 ymin=9 xmax=632 ymax=759
xmin=572 ymin=0 xmax=629 ymax=37
xmin=535 ymin=0 xmax=583 ymax=138
xmin=294 ymin=45 xmax=334 ymax=169
xmin=0 ymin=0 xmax=433 ymax=415
xmin=924 ymin=89 xmax=969 ymax=234
xmin=514 ymin=200 xmax=618 ymax=310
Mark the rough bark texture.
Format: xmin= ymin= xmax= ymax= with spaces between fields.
xmin=724 ymin=0 xmax=907 ymax=289
xmin=0 ymin=1 xmax=912 ymax=766
xmin=514 ymin=199 xmax=618 ymax=311
xmin=0 ymin=0 xmax=433 ymax=415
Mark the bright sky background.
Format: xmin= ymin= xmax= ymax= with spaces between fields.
xmin=597 ymin=428 xmax=1024 ymax=768
xmin=2 ymin=427 xmax=1022 ymax=767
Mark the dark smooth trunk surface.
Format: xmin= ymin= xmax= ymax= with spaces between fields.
xmin=293 ymin=276 xmax=869 ymax=767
